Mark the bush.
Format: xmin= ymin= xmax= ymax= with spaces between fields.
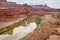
xmin=34 ymin=16 xmax=41 ymax=26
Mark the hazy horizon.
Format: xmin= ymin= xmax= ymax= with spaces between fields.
xmin=7 ymin=0 xmax=60 ymax=9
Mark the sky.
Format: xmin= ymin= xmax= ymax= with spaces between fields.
xmin=7 ymin=0 xmax=60 ymax=9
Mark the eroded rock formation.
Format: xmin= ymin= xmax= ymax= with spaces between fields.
xmin=20 ymin=14 xmax=60 ymax=40
xmin=0 ymin=0 xmax=60 ymax=22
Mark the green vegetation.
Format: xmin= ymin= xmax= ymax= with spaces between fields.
xmin=0 ymin=15 xmax=41 ymax=35
xmin=34 ymin=16 xmax=41 ymax=26
xmin=0 ymin=23 xmax=21 ymax=35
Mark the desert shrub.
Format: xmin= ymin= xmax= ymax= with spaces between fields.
xmin=34 ymin=16 xmax=41 ymax=26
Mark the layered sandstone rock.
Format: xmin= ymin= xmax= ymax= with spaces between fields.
xmin=0 ymin=0 xmax=7 ymax=2
xmin=19 ymin=14 xmax=60 ymax=40
xmin=0 ymin=8 xmax=18 ymax=21
xmin=47 ymin=35 xmax=60 ymax=40
xmin=0 ymin=0 xmax=60 ymax=22
xmin=20 ymin=14 xmax=59 ymax=40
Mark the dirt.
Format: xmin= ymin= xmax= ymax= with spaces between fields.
xmin=20 ymin=14 xmax=60 ymax=40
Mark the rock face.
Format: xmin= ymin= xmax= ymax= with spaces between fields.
xmin=0 ymin=0 xmax=7 ymax=2
xmin=0 ymin=8 xmax=18 ymax=21
xmin=47 ymin=35 xmax=60 ymax=40
xmin=0 ymin=0 xmax=17 ymax=21
xmin=20 ymin=14 xmax=60 ymax=40
xmin=0 ymin=0 xmax=60 ymax=22
xmin=0 ymin=4 xmax=33 ymax=21
xmin=0 ymin=0 xmax=16 ymax=8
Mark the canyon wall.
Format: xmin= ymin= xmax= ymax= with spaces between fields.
xmin=0 ymin=0 xmax=60 ymax=22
